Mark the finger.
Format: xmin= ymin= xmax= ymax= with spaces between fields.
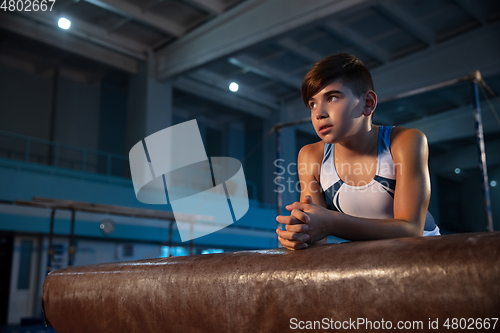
xmin=278 ymin=235 xmax=305 ymax=250
xmin=276 ymin=228 xmax=310 ymax=242
xmin=276 ymin=215 xmax=307 ymax=226
xmin=280 ymin=241 xmax=295 ymax=251
xmin=286 ymin=202 xmax=308 ymax=211
xmin=278 ymin=235 xmax=308 ymax=250
xmin=291 ymin=209 xmax=310 ymax=223
xmin=286 ymin=223 xmax=309 ymax=233
xmin=301 ymin=195 xmax=313 ymax=204
xmin=285 ymin=201 xmax=300 ymax=211
xmin=277 ymin=234 xmax=293 ymax=250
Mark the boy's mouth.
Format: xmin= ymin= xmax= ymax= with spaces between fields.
xmin=319 ymin=124 xmax=333 ymax=133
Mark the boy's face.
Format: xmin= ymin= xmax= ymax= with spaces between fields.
xmin=308 ymin=80 xmax=364 ymax=144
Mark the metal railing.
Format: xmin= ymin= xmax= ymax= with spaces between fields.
xmin=0 ymin=130 xmax=260 ymax=200
xmin=0 ymin=130 xmax=130 ymax=178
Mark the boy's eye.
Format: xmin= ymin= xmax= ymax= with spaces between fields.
xmin=309 ymin=101 xmax=316 ymax=109
xmin=328 ymin=96 xmax=338 ymax=102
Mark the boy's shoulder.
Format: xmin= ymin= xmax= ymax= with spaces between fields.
xmin=390 ymin=125 xmax=425 ymax=136
xmin=390 ymin=126 xmax=427 ymax=147
xmin=298 ymin=140 xmax=325 ymax=164
xmin=390 ymin=126 xmax=428 ymax=161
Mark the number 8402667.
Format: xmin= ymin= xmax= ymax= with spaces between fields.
xmin=1 ymin=0 xmax=56 ymax=11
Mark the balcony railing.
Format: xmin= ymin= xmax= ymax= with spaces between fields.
xmin=0 ymin=130 xmax=259 ymax=200
xmin=0 ymin=130 xmax=130 ymax=178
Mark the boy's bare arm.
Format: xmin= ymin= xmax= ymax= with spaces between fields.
xmin=276 ymin=143 xmax=327 ymax=250
xmin=297 ymin=143 xmax=327 ymax=208
xmin=391 ymin=127 xmax=430 ymax=235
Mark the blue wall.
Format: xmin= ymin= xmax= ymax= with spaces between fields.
xmin=0 ymin=158 xmax=278 ymax=249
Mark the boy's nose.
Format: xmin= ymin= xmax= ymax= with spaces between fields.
xmin=314 ymin=104 xmax=329 ymax=119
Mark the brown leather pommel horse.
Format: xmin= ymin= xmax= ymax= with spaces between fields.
xmin=42 ymin=232 xmax=500 ymax=332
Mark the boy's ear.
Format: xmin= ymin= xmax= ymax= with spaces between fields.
xmin=362 ymin=90 xmax=377 ymax=116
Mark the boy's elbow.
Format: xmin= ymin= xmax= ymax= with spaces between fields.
xmin=407 ymin=220 xmax=424 ymax=237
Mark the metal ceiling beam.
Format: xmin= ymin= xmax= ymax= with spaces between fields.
xmin=84 ymin=0 xmax=186 ymax=37
xmin=371 ymin=22 xmax=500 ymax=101
xmin=276 ymin=37 xmax=325 ymax=64
xmin=183 ymin=0 xmax=225 ymax=14
xmin=0 ymin=13 xmax=138 ymax=73
xmin=321 ymin=20 xmax=390 ymax=63
xmin=157 ymin=0 xmax=373 ymax=79
xmin=229 ymin=55 xmax=302 ymax=89
xmin=140 ymin=0 xmax=164 ymax=11
xmin=18 ymin=11 xmax=148 ymax=60
xmin=174 ymin=77 xmax=272 ymax=119
xmin=107 ymin=18 xmax=131 ymax=33
xmin=454 ymin=0 xmax=487 ymax=25
xmin=377 ymin=0 xmax=435 ymax=45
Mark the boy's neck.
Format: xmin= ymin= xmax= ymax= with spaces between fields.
xmin=335 ymin=123 xmax=379 ymax=158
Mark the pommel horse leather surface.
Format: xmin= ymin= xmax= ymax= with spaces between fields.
xmin=43 ymin=232 xmax=500 ymax=333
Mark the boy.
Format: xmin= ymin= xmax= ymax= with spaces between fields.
xmin=276 ymin=53 xmax=440 ymax=250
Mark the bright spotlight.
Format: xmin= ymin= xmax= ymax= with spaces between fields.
xmin=229 ymin=82 xmax=239 ymax=92
xmin=491 ymin=180 xmax=497 ymax=187
xmin=58 ymin=17 xmax=71 ymax=30
xmin=454 ymin=168 xmax=461 ymax=174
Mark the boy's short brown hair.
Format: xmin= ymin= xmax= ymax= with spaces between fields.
xmin=302 ymin=53 xmax=374 ymax=107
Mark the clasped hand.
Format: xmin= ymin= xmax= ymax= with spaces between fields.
xmin=276 ymin=195 xmax=330 ymax=250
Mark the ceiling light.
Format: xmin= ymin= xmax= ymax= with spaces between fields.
xmin=229 ymin=82 xmax=239 ymax=92
xmin=58 ymin=17 xmax=71 ymax=30
xmin=454 ymin=168 xmax=461 ymax=174
xmin=491 ymin=180 xmax=497 ymax=187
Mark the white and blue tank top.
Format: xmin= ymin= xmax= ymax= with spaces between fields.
xmin=320 ymin=126 xmax=440 ymax=236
